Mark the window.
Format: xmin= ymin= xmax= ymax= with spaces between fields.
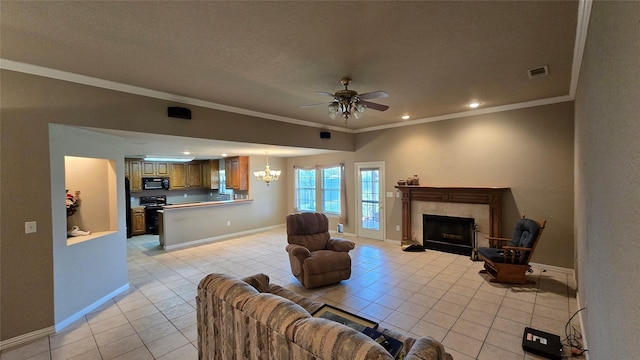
xmin=295 ymin=166 xmax=341 ymax=216
xmin=295 ymin=168 xmax=316 ymax=212
xmin=321 ymin=167 xmax=341 ymax=214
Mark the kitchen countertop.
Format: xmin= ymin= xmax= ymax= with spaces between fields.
xmin=162 ymin=198 xmax=252 ymax=210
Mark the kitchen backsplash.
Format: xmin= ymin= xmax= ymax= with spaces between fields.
xmin=131 ymin=188 xmax=230 ymax=206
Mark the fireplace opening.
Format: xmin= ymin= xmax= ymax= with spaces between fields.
xmin=423 ymin=214 xmax=476 ymax=257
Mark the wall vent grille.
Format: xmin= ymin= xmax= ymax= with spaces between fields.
xmin=527 ymin=65 xmax=549 ymax=79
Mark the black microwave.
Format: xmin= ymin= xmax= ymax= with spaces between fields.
xmin=142 ymin=177 xmax=170 ymax=190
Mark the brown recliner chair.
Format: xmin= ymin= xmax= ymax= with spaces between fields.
xmin=285 ymin=212 xmax=355 ymax=289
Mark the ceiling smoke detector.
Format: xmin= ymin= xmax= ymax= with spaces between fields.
xmin=527 ymin=65 xmax=549 ymax=79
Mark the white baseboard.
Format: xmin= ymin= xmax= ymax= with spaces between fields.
xmin=164 ymin=224 xmax=284 ymax=251
xmin=0 ymin=283 xmax=130 ymax=351
xmin=55 ymin=283 xmax=130 ymax=332
xmin=0 ymin=326 xmax=55 ymax=351
xmin=575 ymin=292 xmax=590 ymax=360
xmin=529 ymin=262 xmax=575 ymax=275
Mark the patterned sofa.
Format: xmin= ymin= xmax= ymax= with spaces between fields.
xmin=197 ymin=273 xmax=453 ymax=360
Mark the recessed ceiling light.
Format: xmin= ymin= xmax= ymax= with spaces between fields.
xmin=221 ymin=153 xmax=228 ymax=157
xmin=401 ymin=115 xmax=410 ymax=120
xmin=183 ymin=151 xmax=191 ymax=155
xmin=468 ymin=102 xmax=481 ymax=108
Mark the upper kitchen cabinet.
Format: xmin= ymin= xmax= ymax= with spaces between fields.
xmin=187 ymin=162 xmax=203 ymax=188
xmin=170 ymin=161 xmax=204 ymax=190
xmin=225 ymin=156 xmax=249 ymax=191
xmin=169 ymin=163 xmax=187 ymax=189
xmin=142 ymin=161 xmax=169 ymax=176
xmin=202 ymin=159 xmax=220 ymax=190
xmin=125 ymin=159 xmax=142 ymax=191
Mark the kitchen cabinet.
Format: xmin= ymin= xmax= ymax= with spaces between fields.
xmin=170 ymin=161 xmax=204 ymax=189
xmin=187 ymin=162 xmax=203 ymax=188
xmin=142 ymin=161 xmax=169 ymax=176
xmin=225 ymin=156 xmax=249 ymax=190
xmin=169 ymin=163 xmax=187 ymax=189
xmin=131 ymin=207 xmax=146 ymax=235
xmin=202 ymin=159 xmax=220 ymax=189
xmin=126 ymin=159 xmax=142 ymax=192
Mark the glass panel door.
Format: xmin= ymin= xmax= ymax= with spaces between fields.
xmin=356 ymin=162 xmax=385 ymax=240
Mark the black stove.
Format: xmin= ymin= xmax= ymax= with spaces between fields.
xmin=139 ymin=196 xmax=167 ymax=234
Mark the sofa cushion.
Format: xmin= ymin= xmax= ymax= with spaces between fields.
xmin=286 ymin=212 xmax=330 ymax=251
xmin=268 ymin=284 xmax=324 ymax=314
xmin=241 ymin=273 xmax=270 ymax=293
xmin=198 ymin=273 xmax=259 ymax=309
xmin=293 ymin=318 xmax=393 ymax=359
xmin=304 ymin=250 xmax=351 ymax=273
xmin=242 ymin=293 xmax=310 ymax=340
xmin=511 ymin=218 xmax=541 ymax=248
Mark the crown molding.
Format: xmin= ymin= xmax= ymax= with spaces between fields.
xmin=0 ymin=59 xmax=351 ymax=133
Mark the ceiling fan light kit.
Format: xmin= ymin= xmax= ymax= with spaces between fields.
xmin=307 ymin=77 xmax=389 ymax=125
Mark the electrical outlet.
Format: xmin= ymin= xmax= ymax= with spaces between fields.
xmin=25 ymin=221 xmax=37 ymax=234
xmin=183 ymin=193 xmax=188 ymax=198
xmin=396 ymin=191 xmax=400 ymax=198
xmin=226 ymin=220 xmax=231 ymax=226
xmin=396 ymin=225 xmax=400 ymax=231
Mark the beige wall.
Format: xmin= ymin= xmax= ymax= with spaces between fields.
xmin=289 ymin=102 xmax=575 ymax=269
xmin=356 ymin=103 xmax=575 ymax=269
xmin=1 ymin=68 xmax=574 ymax=342
xmin=0 ymin=70 xmax=344 ymax=342
xmin=574 ymin=2 xmax=640 ymax=358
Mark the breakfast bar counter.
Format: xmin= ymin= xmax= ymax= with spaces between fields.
xmin=158 ymin=199 xmax=253 ymax=250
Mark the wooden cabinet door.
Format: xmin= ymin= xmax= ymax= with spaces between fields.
xmin=142 ymin=162 xmax=156 ymax=176
xmin=155 ymin=162 xmax=169 ymax=176
xmin=128 ymin=160 xmax=142 ymax=192
xmin=225 ymin=157 xmax=239 ymax=189
xmin=131 ymin=208 xmax=146 ymax=235
xmin=208 ymin=160 xmax=220 ymax=189
xmin=224 ymin=156 xmax=248 ymax=190
xmin=169 ymin=163 xmax=187 ymax=189
xmin=236 ymin=156 xmax=249 ymax=191
xmin=187 ymin=162 xmax=203 ymax=188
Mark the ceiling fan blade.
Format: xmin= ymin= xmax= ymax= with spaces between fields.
xmin=316 ymin=91 xmax=336 ymax=97
xmin=360 ymin=100 xmax=389 ymax=112
xmin=358 ymin=91 xmax=389 ymax=100
xmin=300 ymin=101 xmax=333 ymax=108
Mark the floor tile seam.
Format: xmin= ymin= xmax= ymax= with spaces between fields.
xmin=476 ymin=340 xmax=525 ymax=360
xmin=50 ymin=330 xmax=100 ymax=360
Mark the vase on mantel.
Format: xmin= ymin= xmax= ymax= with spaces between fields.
xmin=413 ymin=175 xmax=419 ymax=186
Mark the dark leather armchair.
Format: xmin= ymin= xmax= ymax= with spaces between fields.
xmin=285 ymin=212 xmax=355 ymax=288
xmin=477 ymin=215 xmax=546 ymax=284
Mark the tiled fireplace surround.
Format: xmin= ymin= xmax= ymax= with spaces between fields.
xmin=396 ymin=186 xmax=509 ymax=252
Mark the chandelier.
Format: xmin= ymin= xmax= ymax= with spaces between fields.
xmin=253 ymin=155 xmax=281 ymax=186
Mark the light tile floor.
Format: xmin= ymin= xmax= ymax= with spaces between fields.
xmin=1 ymin=228 xmax=586 ymax=360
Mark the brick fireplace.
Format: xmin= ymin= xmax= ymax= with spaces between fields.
xmin=395 ymin=186 xmax=509 ymax=258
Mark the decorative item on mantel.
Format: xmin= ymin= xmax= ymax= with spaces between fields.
xmin=401 ymin=174 xmax=420 ymax=186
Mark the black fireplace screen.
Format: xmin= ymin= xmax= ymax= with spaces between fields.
xmin=423 ymin=214 xmax=475 ymax=256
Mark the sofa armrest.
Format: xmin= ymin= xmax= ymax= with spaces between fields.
xmin=286 ymin=244 xmax=311 ymax=260
xmin=326 ymin=238 xmax=355 ymax=252
xmin=404 ymin=337 xmax=453 ymax=360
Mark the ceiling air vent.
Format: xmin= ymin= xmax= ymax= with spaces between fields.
xmin=527 ymin=65 xmax=549 ymax=79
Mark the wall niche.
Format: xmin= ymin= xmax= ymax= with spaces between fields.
xmin=64 ymin=156 xmax=117 ymax=245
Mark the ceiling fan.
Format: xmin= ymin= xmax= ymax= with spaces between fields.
xmin=303 ymin=78 xmax=389 ymax=123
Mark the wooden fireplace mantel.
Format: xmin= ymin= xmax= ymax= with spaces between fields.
xmin=394 ymin=186 xmax=509 ymax=242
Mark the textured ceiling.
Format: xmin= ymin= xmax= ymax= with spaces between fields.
xmin=1 ymin=1 xmax=579 ymax=133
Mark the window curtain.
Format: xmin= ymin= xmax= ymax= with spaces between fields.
xmin=340 ymin=163 xmax=348 ymax=225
